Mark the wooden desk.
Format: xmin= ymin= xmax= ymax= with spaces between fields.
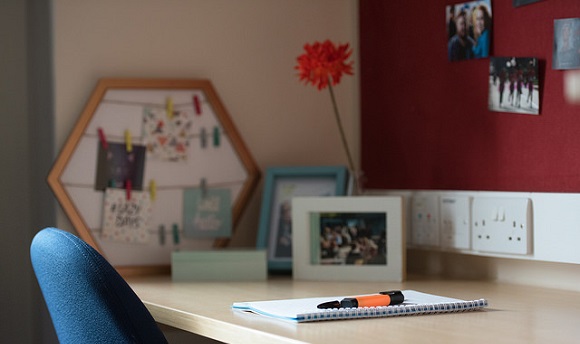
xmin=127 ymin=276 xmax=580 ymax=343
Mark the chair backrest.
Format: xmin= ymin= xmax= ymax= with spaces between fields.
xmin=30 ymin=227 xmax=167 ymax=344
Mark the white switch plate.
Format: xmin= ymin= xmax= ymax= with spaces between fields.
xmin=440 ymin=196 xmax=471 ymax=250
xmin=411 ymin=196 xmax=440 ymax=247
xmin=472 ymin=197 xmax=533 ymax=255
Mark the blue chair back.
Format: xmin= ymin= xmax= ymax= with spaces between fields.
xmin=31 ymin=227 xmax=167 ymax=343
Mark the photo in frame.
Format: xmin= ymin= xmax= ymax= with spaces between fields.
xmin=292 ymin=196 xmax=405 ymax=282
xmin=256 ymin=166 xmax=349 ymax=272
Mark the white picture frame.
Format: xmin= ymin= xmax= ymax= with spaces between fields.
xmin=292 ymin=196 xmax=405 ymax=282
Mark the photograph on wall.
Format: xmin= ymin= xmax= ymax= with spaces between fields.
xmin=513 ymin=0 xmax=542 ymax=7
xmin=553 ymin=18 xmax=580 ymax=70
xmin=316 ymin=212 xmax=387 ymax=266
xmin=143 ymin=107 xmax=194 ymax=162
xmin=488 ymin=57 xmax=539 ymax=115
xmin=446 ymin=0 xmax=492 ymax=61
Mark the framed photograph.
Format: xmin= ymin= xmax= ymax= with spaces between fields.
xmin=256 ymin=166 xmax=349 ymax=272
xmin=292 ymin=196 xmax=405 ymax=282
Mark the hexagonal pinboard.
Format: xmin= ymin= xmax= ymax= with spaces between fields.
xmin=47 ymin=78 xmax=260 ymax=275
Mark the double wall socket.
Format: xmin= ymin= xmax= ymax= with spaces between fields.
xmin=471 ymin=197 xmax=533 ymax=255
xmin=411 ymin=196 xmax=440 ymax=247
xmin=440 ymin=196 xmax=471 ymax=250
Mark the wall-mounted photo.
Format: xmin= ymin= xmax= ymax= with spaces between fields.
xmin=447 ymin=0 xmax=492 ymax=61
xmin=488 ymin=57 xmax=540 ymax=115
xmin=553 ymin=18 xmax=580 ymax=70
xmin=514 ymin=0 xmax=543 ymax=7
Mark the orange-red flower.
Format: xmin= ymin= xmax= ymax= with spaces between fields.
xmin=295 ymin=40 xmax=354 ymax=90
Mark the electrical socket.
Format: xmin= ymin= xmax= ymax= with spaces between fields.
xmin=440 ymin=196 xmax=471 ymax=250
xmin=471 ymin=197 xmax=533 ymax=255
xmin=411 ymin=196 xmax=440 ymax=247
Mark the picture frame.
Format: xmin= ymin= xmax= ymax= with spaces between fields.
xmin=256 ymin=166 xmax=349 ymax=272
xmin=47 ymin=78 xmax=260 ymax=276
xmin=292 ymin=196 xmax=405 ymax=282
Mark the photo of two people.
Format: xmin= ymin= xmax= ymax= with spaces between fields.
xmin=447 ymin=0 xmax=492 ymax=62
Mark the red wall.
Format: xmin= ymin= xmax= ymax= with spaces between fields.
xmin=360 ymin=0 xmax=580 ymax=192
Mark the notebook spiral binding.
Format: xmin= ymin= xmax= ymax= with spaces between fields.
xmin=298 ymin=299 xmax=488 ymax=322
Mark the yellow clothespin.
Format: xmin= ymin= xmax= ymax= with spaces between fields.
xmin=166 ymin=97 xmax=174 ymax=119
xmin=149 ymin=179 xmax=156 ymax=201
xmin=124 ymin=129 xmax=132 ymax=153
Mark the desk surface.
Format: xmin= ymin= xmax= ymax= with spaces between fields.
xmin=127 ymin=276 xmax=580 ymax=344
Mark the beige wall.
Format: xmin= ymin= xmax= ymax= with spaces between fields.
xmin=52 ymin=0 xmax=359 ymax=246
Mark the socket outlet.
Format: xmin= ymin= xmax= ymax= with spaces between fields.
xmin=440 ymin=196 xmax=471 ymax=250
xmin=471 ymin=197 xmax=533 ymax=255
xmin=411 ymin=196 xmax=440 ymax=247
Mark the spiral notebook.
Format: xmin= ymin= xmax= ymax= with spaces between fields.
xmin=232 ymin=290 xmax=488 ymax=323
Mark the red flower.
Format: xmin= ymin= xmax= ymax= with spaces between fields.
xmin=295 ymin=40 xmax=354 ymax=90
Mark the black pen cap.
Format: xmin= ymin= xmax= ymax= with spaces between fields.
xmin=317 ymin=300 xmax=341 ymax=309
xmin=380 ymin=290 xmax=404 ymax=305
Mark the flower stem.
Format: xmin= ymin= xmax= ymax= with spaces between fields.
xmin=327 ymin=81 xmax=359 ymax=194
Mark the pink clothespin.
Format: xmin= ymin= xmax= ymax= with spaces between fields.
xmin=125 ymin=179 xmax=132 ymax=200
xmin=97 ymin=127 xmax=109 ymax=150
xmin=193 ymin=95 xmax=202 ymax=115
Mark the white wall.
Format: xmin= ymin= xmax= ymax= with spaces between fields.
xmin=52 ymin=0 xmax=360 ymax=248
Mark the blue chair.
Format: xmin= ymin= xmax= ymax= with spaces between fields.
xmin=30 ymin=227 xmax=168 ymax=343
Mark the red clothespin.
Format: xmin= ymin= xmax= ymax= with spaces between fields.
xmin=125 ymin=179 xmax=132 ymax=200
xmin=193 ymin=95 xmax=202 ymax=115
xmin=97 ymin=127 xmax=109 ymax=150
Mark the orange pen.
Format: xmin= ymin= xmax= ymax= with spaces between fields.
xmin=317 ymin=290 xmax=404 ymax=309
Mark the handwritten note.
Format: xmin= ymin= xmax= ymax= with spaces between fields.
xmin=101 ymin=188 xmax=152 ymax=244
xmin=183 ymin=188 xmax=232 ymax=238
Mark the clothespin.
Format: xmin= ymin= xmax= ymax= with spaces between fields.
xmin=159 ymin=225 xmax=166 ymax=246
xmin=125 ymin=179 xmax=132 ymax=200
xmin=193 ymin=95 xmax=202 ymax=115
xmin=200 ymin=178 xmax=208 ymax=198
xmin=149 ymin=179 xmax=156 ymax=201
xmin=200 ymin=128 xmax=207 ymax=148
xmin=166 ymin=97 xmax=174 ymax=119
xmin=213 ymin=126 xmax=221 ymax=147
xmin=172 ymin=223 xmax=180 ymax=246
xmin=124 ymin=129 xmax=133 ymax=153
xmin=97 ymin=127 xmax=109 ymax=150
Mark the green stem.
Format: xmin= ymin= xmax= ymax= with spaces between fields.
xmin=327 ymin=81 xmax=359 ymax=193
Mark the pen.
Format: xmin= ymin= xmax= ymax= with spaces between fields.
xmin=317 ymin=290 xmax=404 ymax=309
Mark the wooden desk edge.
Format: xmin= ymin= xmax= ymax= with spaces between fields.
xmin=144 ymin=301 xmax=307 ymax=344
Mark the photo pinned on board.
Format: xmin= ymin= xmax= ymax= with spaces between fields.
xmin=446 ymin=0 xmax=492 ymax=62
xmin=488 ymin=57 xmax=540 ymax=115
xmin=553 ymin=18 xmax=580 ymax=70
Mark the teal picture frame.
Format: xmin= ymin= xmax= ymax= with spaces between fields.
xmin=256 ymin=166 xmax=349 ymax=272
